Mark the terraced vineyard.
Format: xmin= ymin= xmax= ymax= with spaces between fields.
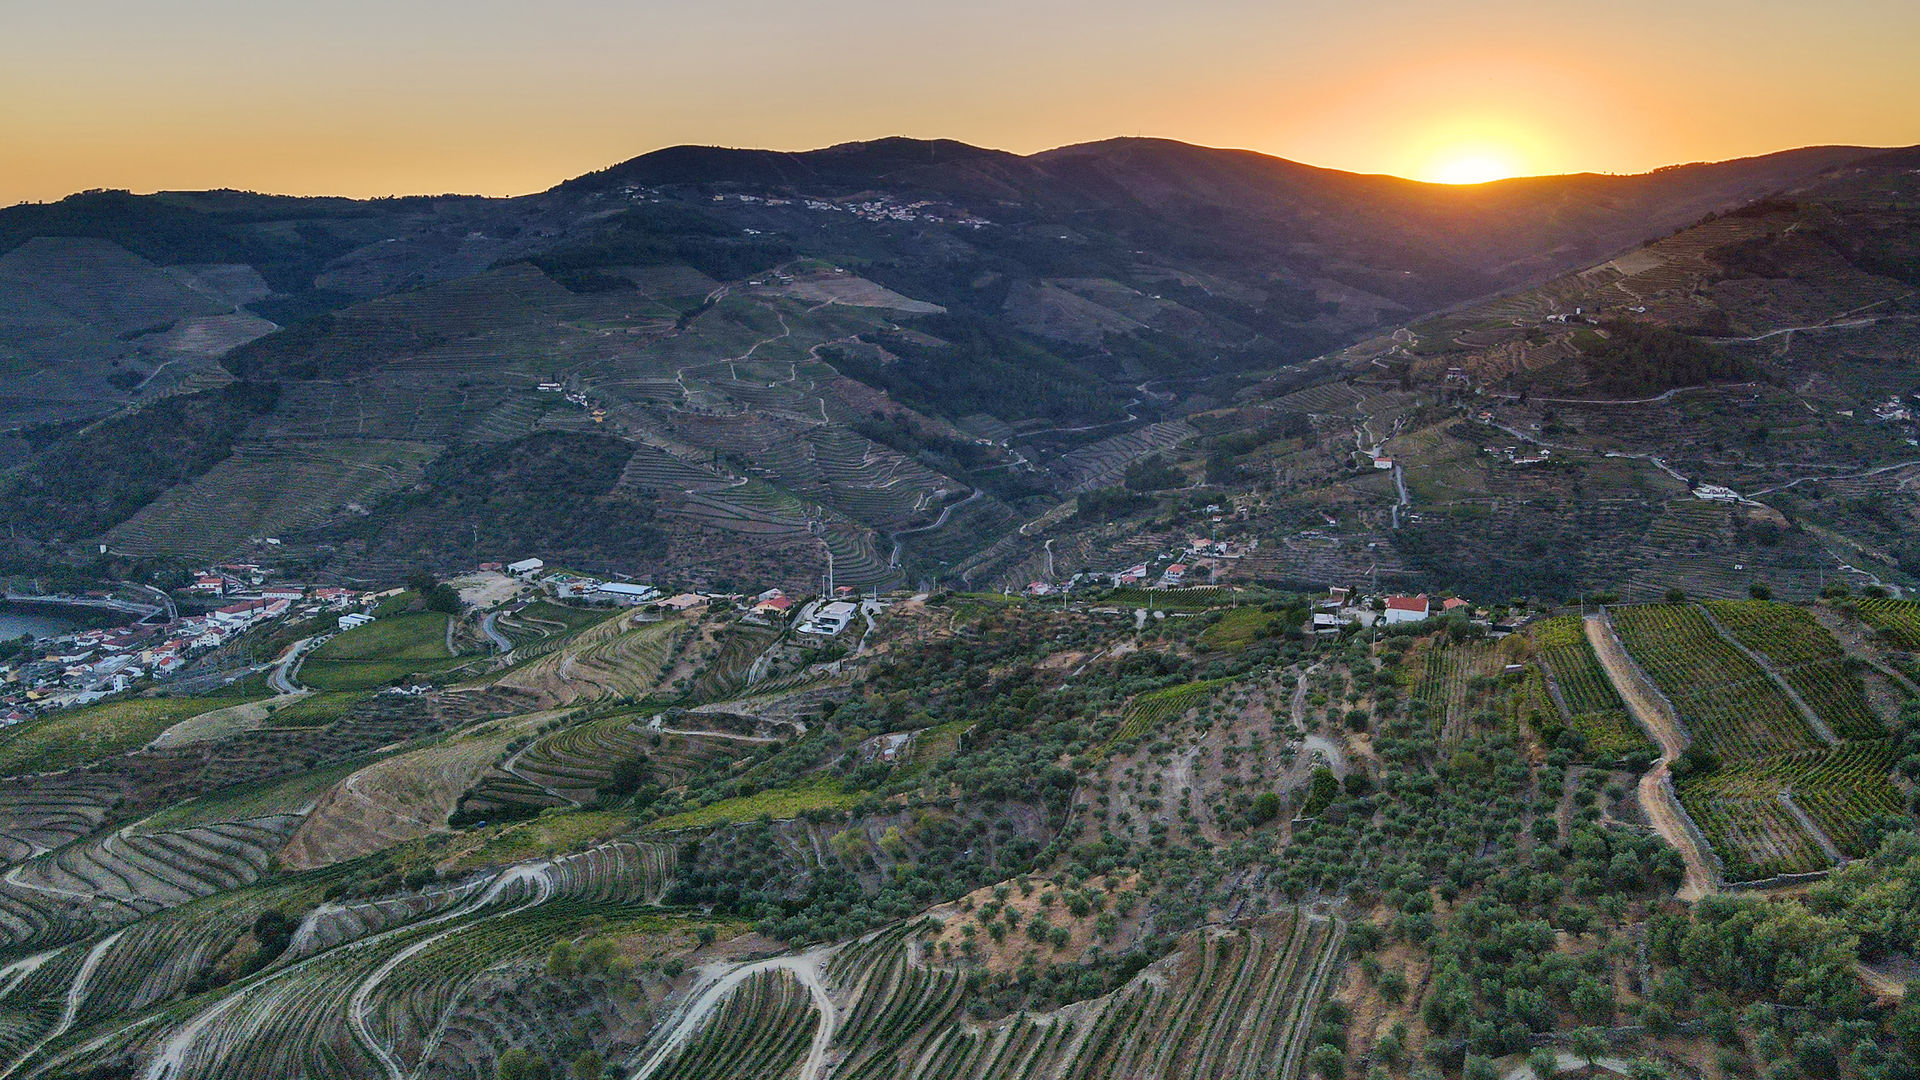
xmin=1854 ymin=597 xmax=1920 ymax=650
xmin=105 ymin=439 xmax=441 ymax=558
xmin=1703 ymin=600 xmax=1883 ymax=739
xmin=1611 ymin=602 xmax=1904 ymax=881
xmin=646 ymin=968 xmax=817 ymax=1080
xmin=1678 ymin=741 xmax=1905 ymax=879
xmin=1609 ymin=604 xmax=1820 ymax=758
xmin=1530 ymin=616 xmax=1654 ymax=759
xmin=1408 ymin=641 xmax=1503 ymax=743
xmin=493 ymin=613 xmax=686 ymax=705
xmin=1102 ymin=680 xmax=1224 ymax=754
xmin=794 ymin=911 xmax=1343 ymax=1080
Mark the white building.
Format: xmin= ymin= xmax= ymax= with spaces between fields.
xmin=594 ymin=582 xmax=659 ymax=605
xmin=1383 ymin=595 xmax=1431 ymax=625
xmin=507 ymin=558 xmax=545 ymax=577
xmin=799 ymin=601 xmax=860 ymax=637
xmin=339 ymin=612 xmax=375 ymax=630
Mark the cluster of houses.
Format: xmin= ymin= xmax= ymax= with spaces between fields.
xmin=1089 ymin=534 xmax=1259 ymax=594
xmin=695 ymin=190 xmax=991 ymax=228
xmin=1307 ymin=586 xmax=1477 ymax=636
xmin=498 ymin=559 xmax=661 ymax=607
xmin=0 ymin=573 xmax=375 ymax=719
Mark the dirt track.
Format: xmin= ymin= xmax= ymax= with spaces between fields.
xmin=1583 ymin=614 xmax=1716 ymax=901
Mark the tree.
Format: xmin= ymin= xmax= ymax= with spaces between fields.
xmin=1527 ymin=1047 xmax=1561 ymax=1079
xmin=1748 ymin=582 xmax=1772 ymax=600
xmin=1306 ymin=1044 xmax=1346 ymax=1080
xmin=1571 ymin=1028 xmax=1607 ymax=1071
xmin=1464 ymin=1055 xmax=1499 ymax=1080
xmin=571 ymin=1050 xmax=606 ymax=1080
xmin=1627 ymin=1059 xmax=1667 ymax=1080
xmin=497 ymin=1049 xmax=551 ymax=1080
xmin=1664 ymin=588 xmax=1688 ymax=604
xmin=1249 ymin=791 xmax=1283 ymax=826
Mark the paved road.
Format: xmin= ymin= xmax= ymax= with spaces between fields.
xmin=480 ymin=612 xmax=513 ymax=653
xmin=1584 ymin=614 xmax=1716 ymax=901
xmin=268 ymin=637 xmax=318 ymax=695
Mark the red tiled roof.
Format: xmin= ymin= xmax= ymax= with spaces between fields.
xmin=1385 ymin=595 xmax=1429 ymax=612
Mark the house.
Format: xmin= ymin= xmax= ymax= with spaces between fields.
xmin=799 ymin=600 xmax=859 ymax=636
xmin=658 ymin=593 xmax=708 ymax=612
xmin=1327 ymin=586 xmax=1352 ymax=605
xmin=189 ymin=576 xmax=225 ymax=595
xmin=1441 ymin=597 xmax=1471 ymax=613
xmin=212 ymin=600 xmax=270 ymax=627
xmin=1162 ymin=564 xmax=1187 ymax=586
xmin=507 ymin=558 xmax=545 ymax=577
xmin=594 ymin=582 xmax=659 ymax=605
xmin=1311 ymin=612 xmax=1346 ymax=635
xmin=1383 ymin=595 xmax=1431 ymax=625
xmin=260 ymin=586 xmax=305 ymax=602
xmin=1373 ymin=458 xmax=1395 ymax=471
xmin=753 ymin=595 xmax=794 ymax=617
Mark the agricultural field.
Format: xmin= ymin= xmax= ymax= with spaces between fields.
xmin=1609 ymin=604 xmax=1820 ymax=758
xmin=1101 ymin=679 xmax=1225 ymax=755
xmin=1854 ymin=597 xmax=1920 ymax=650
xmin=1612 ymin=602 xmax=1909 ymax=882
xmin=1529 ymin=616 xmax=1654 ymax=760
xmin=0 ymin=692 xmax=270 ymax=774
xmin=1703 ymin=600 xmax=1884 ymax=740
xmin=301 ymin=611 xmax=463 ymax=690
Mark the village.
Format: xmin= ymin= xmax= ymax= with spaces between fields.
xmin=0 ymin=551 xmax=906 ymax=724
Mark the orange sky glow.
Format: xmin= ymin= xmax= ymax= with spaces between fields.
xmin=4 ymin=1 xmax=1917 ymax=204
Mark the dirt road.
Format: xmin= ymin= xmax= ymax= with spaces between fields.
xmin=1584 ymin=614 xmax=1716 ymax=901
xmin=627 ymin=945 xmax=840 ymax=1080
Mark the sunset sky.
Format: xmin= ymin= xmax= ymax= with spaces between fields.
xmin=5 ymin=0 xmax=1918 ymax=205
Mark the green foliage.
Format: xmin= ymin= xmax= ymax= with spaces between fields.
xmin=1301 ymin=767 xmax=1340 ymax=817
xmin=496 ymin=1048 xmax=552 ymax=1080
xmin=0 ymin=693 xmax=271 ymax=774
xmin=1071 ymin=487 xmax=1153 ymax=525
xmin=1577 ymin=320 xmax=1750 ymax=396
xmin=0 ymin=381 xmax=281 ymax=540
xmin=1123 ymin=454 xmax=1182 ymax=492
xmin=327 ymin=431 xmax=665 ymax=572
xmin=1649 ymin=893 xmax=1863 ymax=1013
xmin=825 ymin=316 xmax=1130 ymax=425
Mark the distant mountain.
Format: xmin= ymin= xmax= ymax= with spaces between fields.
xmin=0 ymin=135 xmax=1907 ymax=589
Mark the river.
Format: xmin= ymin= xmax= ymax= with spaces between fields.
xmin=0 ymin=610 xmax=85 ymax=642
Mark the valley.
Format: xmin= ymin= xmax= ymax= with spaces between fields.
xmin=0 ymin=135 xmax=1914 ymax=1080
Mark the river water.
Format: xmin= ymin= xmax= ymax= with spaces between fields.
xmin=0 ymin=610 xmax=84 ymax=641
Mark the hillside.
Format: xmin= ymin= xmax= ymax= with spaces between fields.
xmin=0 ymin=137 xmax=1901 ymax=593
xmin=0 ymin=573 xmax=1909 ymax=1080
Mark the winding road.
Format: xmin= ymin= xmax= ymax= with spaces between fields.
xmin=479 ymin=613 xmax=513 ymax=654
xmin=626 ymin=944 xmax=841 ymax=1080
xmin=1583 ymin=614 xmax=1716 ymax=901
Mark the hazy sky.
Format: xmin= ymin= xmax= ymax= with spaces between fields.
xmin=5 ymin=0 xmax=1918 ymax=203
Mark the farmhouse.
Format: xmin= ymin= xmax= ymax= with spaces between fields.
xmin=1383 ymin=595 xmax=1431 ymax=625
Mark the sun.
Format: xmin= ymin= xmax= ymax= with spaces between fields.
xmin=1428 ymin=153 xmax=1520 ymax=185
